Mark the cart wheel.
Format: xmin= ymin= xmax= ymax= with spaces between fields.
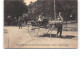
xmin=27 ymin=21 xmax=40 ymax=37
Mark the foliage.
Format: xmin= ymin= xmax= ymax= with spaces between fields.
xmin=4 ymin=0 xmax=28 ymax=19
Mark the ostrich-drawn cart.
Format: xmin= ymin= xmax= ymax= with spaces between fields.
xmin=27 ymin=17 xmax=63 ymax=37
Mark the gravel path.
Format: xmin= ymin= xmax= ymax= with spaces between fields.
xmin=4 ymin=26 xmax=78 ymax=48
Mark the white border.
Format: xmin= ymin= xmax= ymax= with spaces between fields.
xmin=0 ymin=0 xmax=80 ymax=57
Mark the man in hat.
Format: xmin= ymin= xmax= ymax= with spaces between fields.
xmin=18 ymin=16 xmax=23 ymax=29
xmin=37 ymin=14 xmax=43 ymax=25
xmin=7 ymin=16 xmax=11 ymax=26
xmin=56 ymin=12 xmax=63 ymax=37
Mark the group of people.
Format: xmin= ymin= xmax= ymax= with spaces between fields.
xmin=7 ymin=16 xmax=28 ymax=29
xmin=37 ymin=12 xmax=63 ymax=37
xmin=7 ymin=12 xmax=63 ymax=37
xmin=7 ymin=16 xmax=18 ymax=26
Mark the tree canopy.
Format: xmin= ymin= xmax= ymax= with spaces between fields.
xmin=4 ymin=0 xmax=28 ymax=19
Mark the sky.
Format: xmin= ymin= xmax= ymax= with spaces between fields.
xmin=24 ymin=0 xmax=37 ymax=5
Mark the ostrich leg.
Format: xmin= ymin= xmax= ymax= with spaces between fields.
xmin=50 ymin=27 xmax=53 ymax=38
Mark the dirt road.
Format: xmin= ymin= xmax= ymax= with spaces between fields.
xmin=4 ymin=26 xmax=78 ymax=48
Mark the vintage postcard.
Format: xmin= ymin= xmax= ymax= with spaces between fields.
xmin=4 ymin=0 xmax=78 ymax=48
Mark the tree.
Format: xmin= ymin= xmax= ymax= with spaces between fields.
xmin=4 ymin=0 xmax=28 ymax=23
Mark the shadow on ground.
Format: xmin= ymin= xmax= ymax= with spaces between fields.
xmin=39 ymin=34 xmax=76 ymax=39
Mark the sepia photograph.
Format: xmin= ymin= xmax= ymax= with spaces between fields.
xmin=4 ymin=0 xmax=78 ymax=48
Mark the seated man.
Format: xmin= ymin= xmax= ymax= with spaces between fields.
xmin=37 ymin=15 xmax=43 ymax=26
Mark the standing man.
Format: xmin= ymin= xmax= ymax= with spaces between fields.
xmin=18 ymin=16 xmax=23 ymax=29
xmin=14 ymin=17 xmax=17 ymax=26
xmin=7 ymin=16 xmax=11 ymax=26
xmin=56 ymin=12 xmax=63 ymax=37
